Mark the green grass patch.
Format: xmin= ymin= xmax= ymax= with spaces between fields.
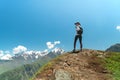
xmin=104 ymin=52 xmax=120 ymax=80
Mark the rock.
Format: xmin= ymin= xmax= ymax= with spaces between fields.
xmin=47 ymin=70 xmax=53 ymax=77
xmin=55 ymin=69 xmax=72 ymax=80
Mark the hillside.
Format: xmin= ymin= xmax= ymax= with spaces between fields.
xmin=106 ymin=43 xmax=120 ymax=52
xmin=0 ymin=56 xmax=51 ymax=80
xmin=32 ymin=49 xmax=118 ymax=80
xmin=0 ymin=48 xmax=64 ymax=80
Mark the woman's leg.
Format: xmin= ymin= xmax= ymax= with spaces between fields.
xmin=74 ymin=35 xmax=78 ymax=50
xmin=79 ymin=35 xmax=83 ymax=51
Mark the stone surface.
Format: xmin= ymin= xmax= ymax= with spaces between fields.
xmin=55 ymin=69 xmax=72 ymax=80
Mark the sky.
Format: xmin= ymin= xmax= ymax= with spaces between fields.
xmin=0 ymin=0 xmax=120 ymax=56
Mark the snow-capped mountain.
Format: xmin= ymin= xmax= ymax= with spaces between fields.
xmin=0 ymin=48 xmax=65 ymax=75
xmin=51 ymin=48 xmax=65 ymax=55
xmin=0 ymin=48 xmax=65 ymax=68
xmin=13 ymin=51 xmax=43 ymax=60
xmin=47 ymin=48 xmax=65 ymax=58
xmin=1 ymin=48 xmax=65 ymax=61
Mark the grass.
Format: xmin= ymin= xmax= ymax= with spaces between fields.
xmin=30 ymin=62 xmax=53 ymax=80
xmin=104 ymin=52 xmax=120 ymax=80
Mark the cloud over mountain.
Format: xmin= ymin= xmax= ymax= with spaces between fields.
xmin=0 ymin=54 xmax=12 ymax=60
xmin=46 ymin=41 xmax=61 ymax=49
xmin=13 ymin=45 xmax=27 ymax=54
xmin=0 ymin=41 xmax=62 ymax=60
xmin=0 ymin=50 xmax=12 ymax=60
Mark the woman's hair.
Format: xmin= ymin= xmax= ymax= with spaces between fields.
xmin=74 ymin=22 xmax=81 ymax=26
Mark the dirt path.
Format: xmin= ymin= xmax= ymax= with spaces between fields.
xmin=34 ymin=49 xmax=112 ymax=80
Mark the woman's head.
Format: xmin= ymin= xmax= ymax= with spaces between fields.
xmin=74 ymin=22 xmax=81 ymax=26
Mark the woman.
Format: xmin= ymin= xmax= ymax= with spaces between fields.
xmin=73 ymin=22 xmax=83 ymax=52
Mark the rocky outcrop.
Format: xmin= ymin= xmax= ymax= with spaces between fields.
xmin=34 ymin=49 xmax=111 ymax=80
xmin=55 ymin=69 xmax=72 ymax=80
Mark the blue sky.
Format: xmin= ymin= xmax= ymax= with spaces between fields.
xmin=0 ymin=0 xmax=120 ymax=53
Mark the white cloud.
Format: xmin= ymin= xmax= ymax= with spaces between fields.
xmin=0 ymin=54 xmax=12 ymax=60
xmin=13 ymin=45 xmax=27 ymax=54
xmin=46 ymin=41 xmax=61 ymax=49
xmin=54 ymin=41 xmax=60 ymax=45
xmin=46 ymin=42 xmax=54 ymax=49
xmin=116 ymin=26 xmax=120 ymax=31
xmin=0 ymin=50 xmax=4 ymax=57
xmin=0 ymin=50 xmax=12 ymax=60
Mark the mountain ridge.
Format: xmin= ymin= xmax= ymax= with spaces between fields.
xmin=106 ymin=43 xmax=120 ymax=52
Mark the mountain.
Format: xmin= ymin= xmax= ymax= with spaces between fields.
xmin=0 ymin=48 xmax=64 ymax=64
xmin=0 ymin=48 xmax=65 ymax=80
xmin=106 ymin=43 xmax=120 ymax=52
xmin=47 ymin=48 xmax=65 ymax=58
xmin=0 ymin=60 xmax=42 ymax=80
xmin=10 ymin=48 xmax=64 ymax=61
xmin=32 ymin=49 xmax=114 ymax=80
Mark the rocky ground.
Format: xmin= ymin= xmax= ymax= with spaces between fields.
xmin=33 ymin=49 xmax=112 ymax=80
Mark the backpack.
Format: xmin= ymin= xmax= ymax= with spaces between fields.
xmin=77 ymin=27 xmax=83 ymax=34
